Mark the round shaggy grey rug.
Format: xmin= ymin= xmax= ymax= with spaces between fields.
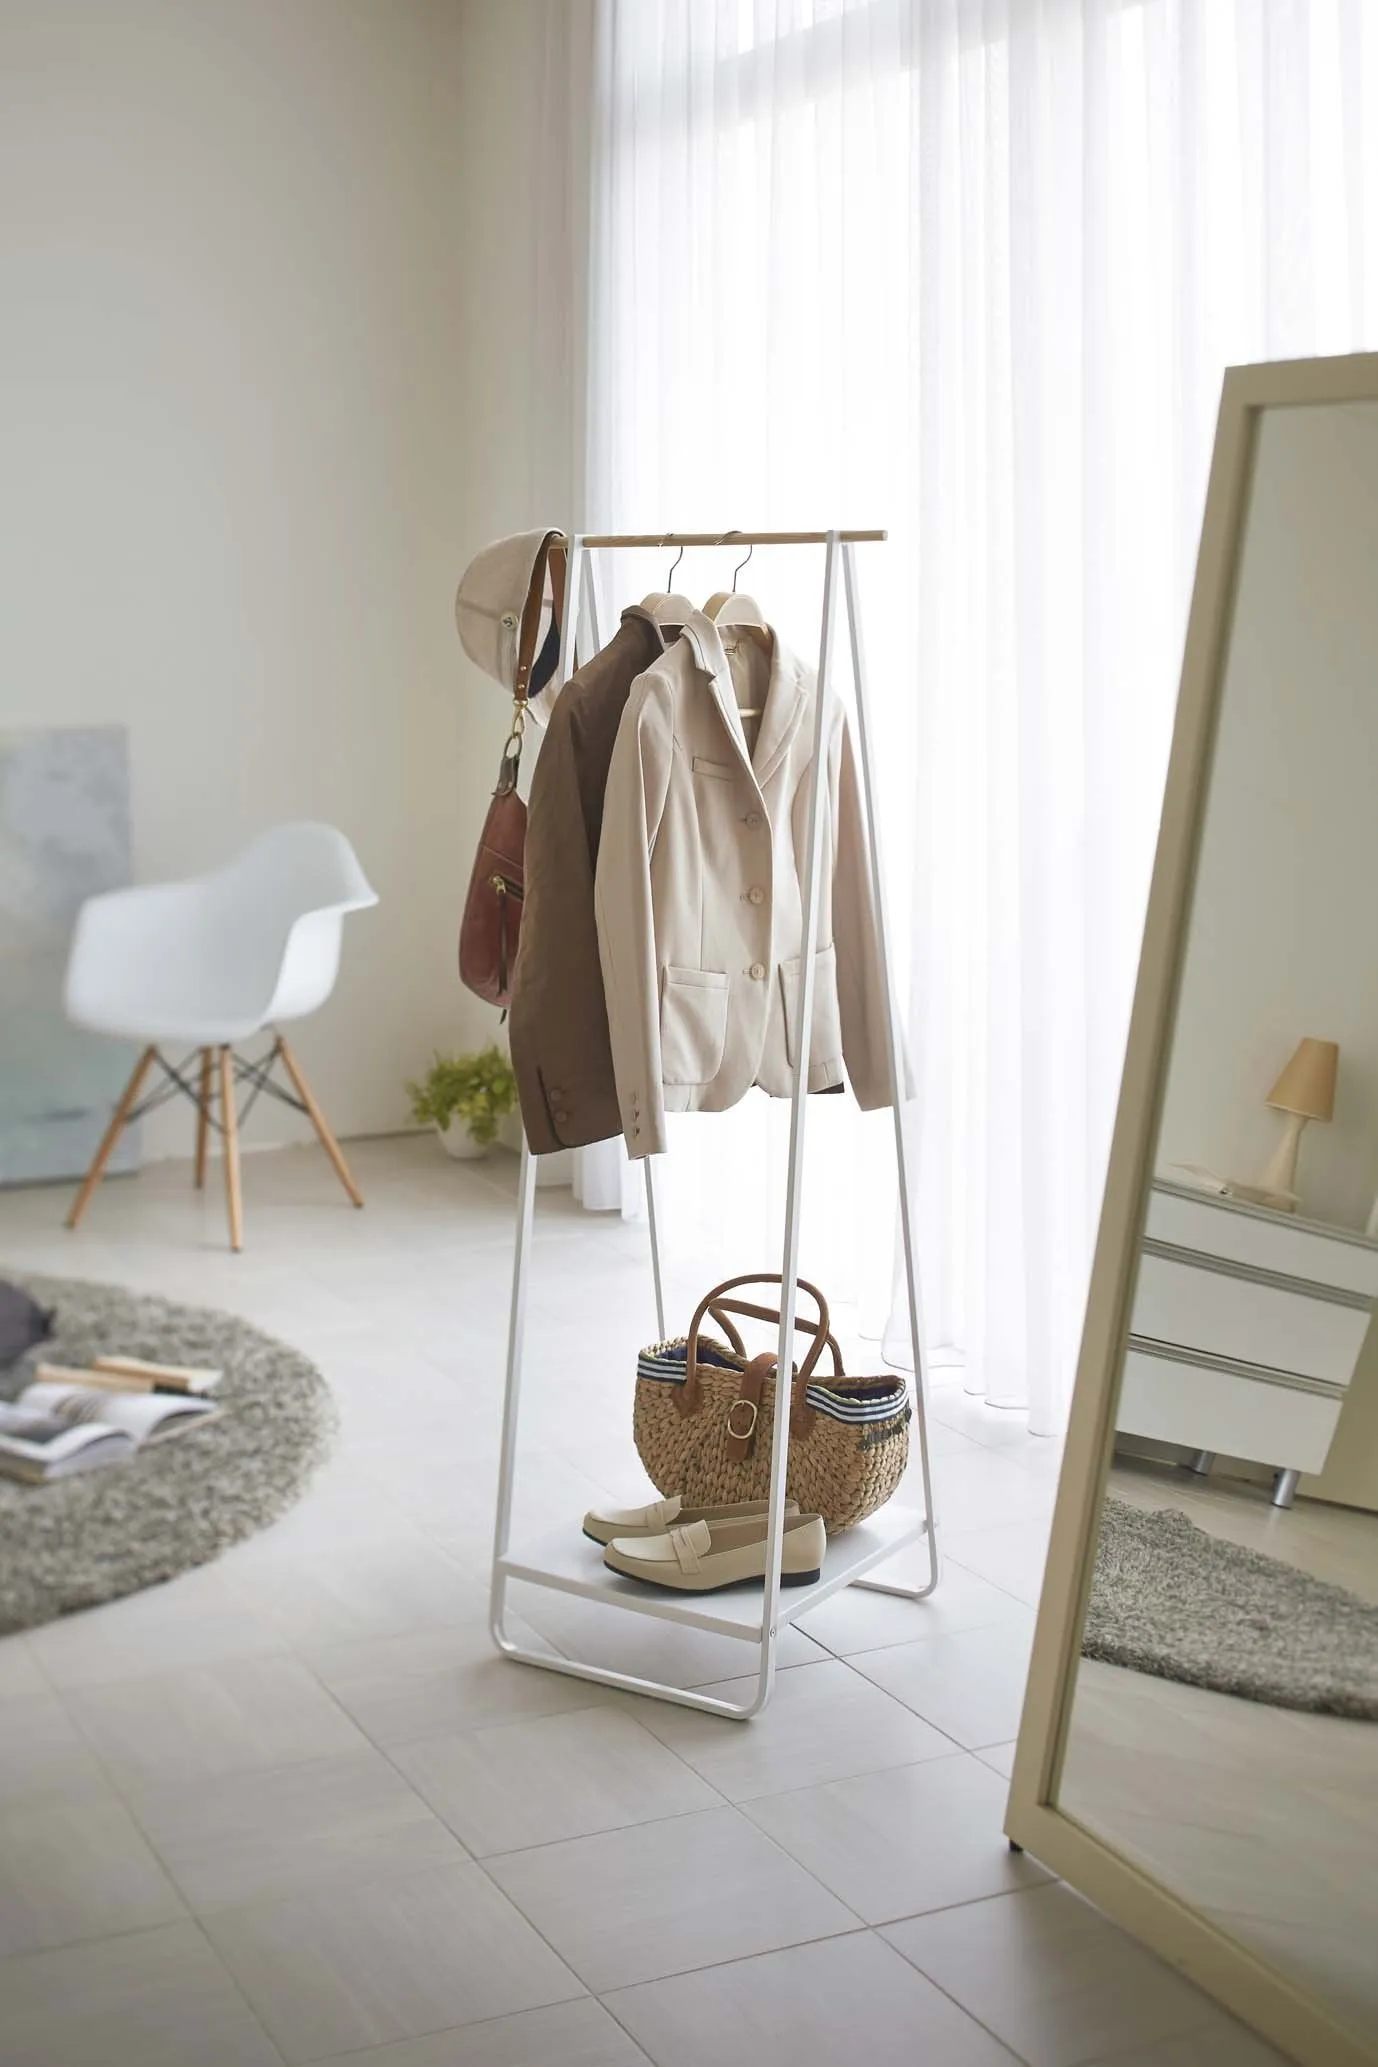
xmin=1 ymin=1273 xmax=337 ymax=1635
xmin=1084 ymin=1497 xmax=1378 ymax=1720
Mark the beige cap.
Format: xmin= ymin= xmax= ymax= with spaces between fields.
xmin=455 ymin=528 xmax=567 ymax=703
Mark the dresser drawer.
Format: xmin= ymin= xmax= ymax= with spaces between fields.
xmin=1118 ymin=1347 xmax=1342 ymax=1472
xmin=1131 ymin=1249 xmax=1371 ymax=1385
xmin=1147 ymin=1187 xmax=1378 ymax=1299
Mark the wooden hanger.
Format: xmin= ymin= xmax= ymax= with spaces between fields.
xmin=639 ymin=593 xmax=697 ymax=633
xmin=638 ymin=538 xmax=698 ymax=642
xmin=703 ymin=539 xmax=770 ymax=714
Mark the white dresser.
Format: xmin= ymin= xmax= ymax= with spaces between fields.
xmin=1117 ymin=1179 xmax=1378 ymax=1505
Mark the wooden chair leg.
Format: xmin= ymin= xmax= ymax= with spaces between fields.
xmin=194 ymin=1048 xmax=213 ymax=1189
xmin=218 ymin=1045 xmax=244 ymax=1252
xmin=67 ymin=1046 xmax=158 ymax=1230
xmin=276 ymin=1034 xmax=364 ymax=1207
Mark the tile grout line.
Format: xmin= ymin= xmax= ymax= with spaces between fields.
xmin=584 ymin=1983 xmax=662 ymax=2066
xmin=590 ymin=1921 xmax=1038 ymax=2067
xmin=368 ymin=1696 xmax=745 ymax=1860
xmin=184 ymin=1911 xmax=294 ymax=2067
xmin=53 ymin=1655 xmax=483 ymax=1926
xmin=0 ymin=1913 xmax=290 ymax=2067
xmin=464 ymin=1796 xmax=875 ymax=1996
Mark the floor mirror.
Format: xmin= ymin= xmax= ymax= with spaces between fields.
xmin=1008 ymin=352 xmax=1378 ymax=2067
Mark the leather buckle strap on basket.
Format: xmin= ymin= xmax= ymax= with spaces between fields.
xmin=633 ymin=1273 xmax=911 ymax=1533
xmin=458 ymin=537 xmax=568 ymax=1009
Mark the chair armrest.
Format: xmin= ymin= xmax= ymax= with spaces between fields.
xmin=64 ymin=881 xmax=209 ymax=1028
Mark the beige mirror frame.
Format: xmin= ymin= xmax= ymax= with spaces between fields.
xmin=1005 ymin=351 xmax=1378 ymax=2067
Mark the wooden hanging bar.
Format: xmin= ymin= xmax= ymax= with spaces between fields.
xmin=574 ymin=529 xmax=887 ymax=548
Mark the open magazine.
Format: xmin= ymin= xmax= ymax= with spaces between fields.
xmin=0 ymin=1377 xmax=220 ymax=1484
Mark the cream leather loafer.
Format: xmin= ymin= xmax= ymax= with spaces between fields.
xmin=582 ymin=1494 xmax=799 ymax=1548
xmin=603 ymin=1511 xmax=826 ymax=1592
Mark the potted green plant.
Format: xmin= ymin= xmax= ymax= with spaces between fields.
xmin=406 ymin=1045 xmax=517 ymax=1160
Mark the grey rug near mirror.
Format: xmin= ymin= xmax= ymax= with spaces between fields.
xmin=1 ymin=1273 xmax=337 ymax=1634
xmin=1085 ymin=1496 xmax=1378 ymax=1720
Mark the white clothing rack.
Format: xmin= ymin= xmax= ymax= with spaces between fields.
xmin=489 ymin=529 xmax=939 ymax=1720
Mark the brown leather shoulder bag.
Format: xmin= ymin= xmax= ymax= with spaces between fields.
xmin=458 ymin=541 xmax=567 ymax=1008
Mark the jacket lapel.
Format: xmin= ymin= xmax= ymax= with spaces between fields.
xmin=677 ymin=617 xmax=807 ymax=790
xmin=677 ymin=615 xmax=757 ymax=782
xmin=750 ymin=639 xmax=807 ymax=789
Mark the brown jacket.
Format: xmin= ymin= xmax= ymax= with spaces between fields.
xmin=508 ymin=608 xmax=664 ymax=1154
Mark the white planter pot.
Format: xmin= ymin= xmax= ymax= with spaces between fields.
xmin=438 ymin=1119 xmax=489 ymax=1161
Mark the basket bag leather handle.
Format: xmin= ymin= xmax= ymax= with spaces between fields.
xmin=681 ymin=1273 xmax=837 ymax=1441
xmin=708 ymin=1298 xmax=845 ymax=1379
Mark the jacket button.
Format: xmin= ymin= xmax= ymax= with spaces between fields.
xmin=554 ymin=1109 xmax=571 ymax=1125
xmin=749 ymin=961 xmax=766 ymax=981
xmin=747 ymin=886 xmax=765 ymax=905
xmin=746 ymin=810 xmax=764 ymax=829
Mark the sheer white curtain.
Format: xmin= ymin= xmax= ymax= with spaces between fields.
xmin=554 ymin=0 xmax=1378 ymax=1433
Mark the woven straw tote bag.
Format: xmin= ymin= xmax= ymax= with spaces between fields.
xmin=633 ymin=1274 xmax=911 ymax=1533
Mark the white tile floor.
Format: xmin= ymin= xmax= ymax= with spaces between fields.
xmin=0 ymin=1137 xmax=1290 ymax=2066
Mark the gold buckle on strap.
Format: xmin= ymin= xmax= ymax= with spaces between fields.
xmin=725 ymin=1399 xmax=758 ymax=1441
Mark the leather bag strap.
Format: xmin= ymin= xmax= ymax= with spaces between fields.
xmin=514 ymin=534 xmax=567 ymax=706
xmin=709 ymin=1299 xmax=845 ymax=1379
xmin=723 ymin=1352 xmax=777 ymax=1463
xmin=680 ymin=1274 xmax=833 ymax=1436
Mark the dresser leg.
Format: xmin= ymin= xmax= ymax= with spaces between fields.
xmin=1188 ymin=1450 xmax=1216 ymax=1476
xmin=1271 ymin=1468 xmax=1300 ymax=1510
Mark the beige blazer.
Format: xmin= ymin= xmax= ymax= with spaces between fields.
xmin=594 ymin=614 xmax=894 ymax=1159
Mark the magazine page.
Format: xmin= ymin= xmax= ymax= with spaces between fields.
xmin=0 ymin=1401 xmax=132 ymax=1472
xmin=18 ymin=1382 xmax=216 ymax=1443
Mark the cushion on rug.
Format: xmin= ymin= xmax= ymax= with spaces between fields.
xmin=0 ymin=1279 xmax=53 ymax=1369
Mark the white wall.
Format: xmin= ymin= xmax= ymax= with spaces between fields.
xmin=1158 ymin=400 xmax=1378 ymax=1233
xmin=0 ymin=0 xmax=555 ymax=1159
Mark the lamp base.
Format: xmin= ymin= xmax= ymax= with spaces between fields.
xmin=1260 ymin=1110 xmax=1308 ymax=1210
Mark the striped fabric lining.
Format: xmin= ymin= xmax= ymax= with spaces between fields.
xmin=637 ymin=1338 xmax=907 ymax=1427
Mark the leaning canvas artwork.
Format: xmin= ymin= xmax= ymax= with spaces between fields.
xmin=0 ymin=727 xmax=137 ymax=1184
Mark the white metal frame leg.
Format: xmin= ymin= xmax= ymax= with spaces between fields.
xmin=488 ymin=539 xmax=708 ymax=1709
xmin=747 ymin=532 xmax=844 ymax=1716
xmin=841 ymin=539 xmax=939 ymax=1601
xmin=644 ymin=1157 xmax=667 ymax=1340
xmin=489 ymin=1138 xmax=750 ymax=1717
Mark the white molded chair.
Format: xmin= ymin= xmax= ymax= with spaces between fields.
xmin=64 ymin=822 xmax=378 ymax=1250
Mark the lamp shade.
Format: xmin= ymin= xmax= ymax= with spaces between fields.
xmin=1266 ymin=1038 xmax=1339 ymax=1122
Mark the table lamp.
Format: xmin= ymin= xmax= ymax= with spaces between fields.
xmin=1259 ymin=1037 xmax=1338 ymax=1206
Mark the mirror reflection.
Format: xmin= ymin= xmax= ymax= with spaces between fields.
xmin=1059 ymin=398 xmax=1378 ymax=2045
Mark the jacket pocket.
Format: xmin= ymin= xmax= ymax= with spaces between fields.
xmin=660 ymin=966 xmax=730 ymax=1085
xmin=779 ymin=945 xmax=843 ymax=1071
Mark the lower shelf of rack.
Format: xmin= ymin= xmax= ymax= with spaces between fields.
xmin=496 ymin=1503 xmax=931 ymax=1642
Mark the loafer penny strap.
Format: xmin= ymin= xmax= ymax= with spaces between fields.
xmin=669 ymin=1519 xmax=713 ymax=1574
